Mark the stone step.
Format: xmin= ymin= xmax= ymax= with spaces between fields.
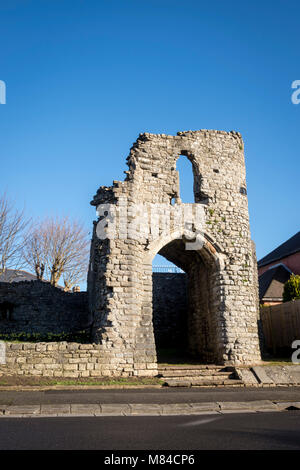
xmin=164 ymin=377 xmax=244 ymax=387
xmin=158 ymin=370 xmax=233 ymax=378
xmin=158 ymin=365 xmax=227 ymax=371
xmin=162 ymin=376 xmax=234 ymax=383
xmin=157 ymin=364 xmax=240 ymax=387
xmin=162 ymin=374 xmax=234 ymax=382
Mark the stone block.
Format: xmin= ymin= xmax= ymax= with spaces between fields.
xmin=99 ymin=404 xmax=131 ymax=416
xmin=252 ymin=366 xmax=274 ymax=385
xmin=41 ymin=404 xmax=71 ymax=415
xmin=5 ymin=405 xmax=41 ymax=415
xmin=235 ymin=367 xmax=259 ymax=385
xmin=71 ymin=404 xmax=101 ymax=415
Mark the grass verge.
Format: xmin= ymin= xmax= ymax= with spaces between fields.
xmin=0 ymin=375 xmax=164 ymax=387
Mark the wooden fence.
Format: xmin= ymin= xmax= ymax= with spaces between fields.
xmin=260 ymin=299 xmax=300 ymax=354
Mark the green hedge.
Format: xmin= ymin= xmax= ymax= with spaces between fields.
xmin=0 ymin=330 xmax=90 ymax=343
xmin=283 ymin=274 xmax=300 ymax=302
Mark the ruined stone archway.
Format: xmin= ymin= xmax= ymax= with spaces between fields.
xmin=147 ymin=231 xmax=226 ymax=364
xmin=88 ymin=130 xmax=262 ymax=376
xmin=152 ymin=267 xmax=188 ymax=358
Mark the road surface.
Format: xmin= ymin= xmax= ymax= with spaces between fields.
xmin=1 ymin=386 xmax=300 ymax=405
xmin=0 ymin=411 xmax=300 ymax=450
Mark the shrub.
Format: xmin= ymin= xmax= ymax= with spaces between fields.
xmin=0 ymin=330 xmax=90 ymax=343
xmin=283 ymin=274 xmax=300 ymax=302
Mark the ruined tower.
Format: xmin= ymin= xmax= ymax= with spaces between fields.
xmin=88 ymin=130 xmax=261 ymax=376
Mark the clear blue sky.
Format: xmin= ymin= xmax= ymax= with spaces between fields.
xmin=0 ymin=0 xmax=299 ymax=279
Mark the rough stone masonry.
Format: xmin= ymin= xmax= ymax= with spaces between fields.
xmin=0 ymin=281 xmax=89 ymax=335
xmin=87 ymin=129 xmax=262 ymax=376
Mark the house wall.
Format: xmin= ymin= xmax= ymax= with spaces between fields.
xmin=258 ymin=252 xmax=300 ymax=276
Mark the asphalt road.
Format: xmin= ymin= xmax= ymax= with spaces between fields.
xmin=1 ymin=386 xmax=300 ymax=406
xmin=0 ymin=411 xmax=300 ymax=450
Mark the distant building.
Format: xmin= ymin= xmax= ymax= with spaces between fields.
xmin=0 ymin=269 xmax=37 ymax=283
xmin=0 ymin=269 xmax=66 ymax=289
xmin=258 ymin=231 xmax=300 ymax=305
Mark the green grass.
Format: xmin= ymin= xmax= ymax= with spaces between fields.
xmin=261 ymin=357 xmax=294 ymax=366
xmin=0 ymin=331 xmax=90 ymax=343
xmin=261 ymin=349 xmax=295 ymax=366
xmin=0 ymin=376 xmax=164 ymax=387
xmin=51 ymin=379 xmax=164 ymax=386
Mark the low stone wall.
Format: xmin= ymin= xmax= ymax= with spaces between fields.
xmin=0 ymin=342 xmax=158 ymax=378
xmin=0 ymin=281 xmax=90 ymax=335
xmin=0 ymin=275 xmax=188 ymax=343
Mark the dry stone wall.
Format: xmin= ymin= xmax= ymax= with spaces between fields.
xmin=0 ymin=342 xmax=148 ymax=377
xmin=0 ymin=281 xmax=90 ymax=335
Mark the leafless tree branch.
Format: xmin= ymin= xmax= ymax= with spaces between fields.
xmin=0 ymin=193 xmax=29 ymax=278
xmin=22 ymin=216 xmax=89 ymax=288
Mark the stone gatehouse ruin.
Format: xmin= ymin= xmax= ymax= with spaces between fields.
xmin=88 ymin=129 xmax=262 ymax=374
xmin=0 ymin=129 xmax=263 ymax=379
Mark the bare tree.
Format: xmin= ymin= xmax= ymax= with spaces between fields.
xmin=63 ymin=261 xmax=88 ymax=292
xmin=22 ymin=222 xmax=48 ymax=280
xmin=23 ymin=216 xmax=89 ymax=288
xmin=0 ymin=193 xmax=29 ymax=277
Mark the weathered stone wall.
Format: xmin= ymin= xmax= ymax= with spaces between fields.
xmin=152 ymin=272 xmax=187 ymax=348
xmin=88 ymin=130 xmax=262 ymax=370
xmin=0 ymin=342 xmax=155 ymax=377
xmin=0 ymin=281 xmax=90 ymax=335
xmin=187 ymin=257 xmax=218 ymax=362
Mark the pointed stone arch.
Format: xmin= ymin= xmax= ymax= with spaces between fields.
xmin=144 ymin=229 xmax=227 ymax=363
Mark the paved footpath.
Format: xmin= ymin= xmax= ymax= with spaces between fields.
xmin=0 ymin=386 xmax=300 ymax=417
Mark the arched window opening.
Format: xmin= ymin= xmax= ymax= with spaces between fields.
xmin=176 ymin=155 xmax=195 ymax=203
